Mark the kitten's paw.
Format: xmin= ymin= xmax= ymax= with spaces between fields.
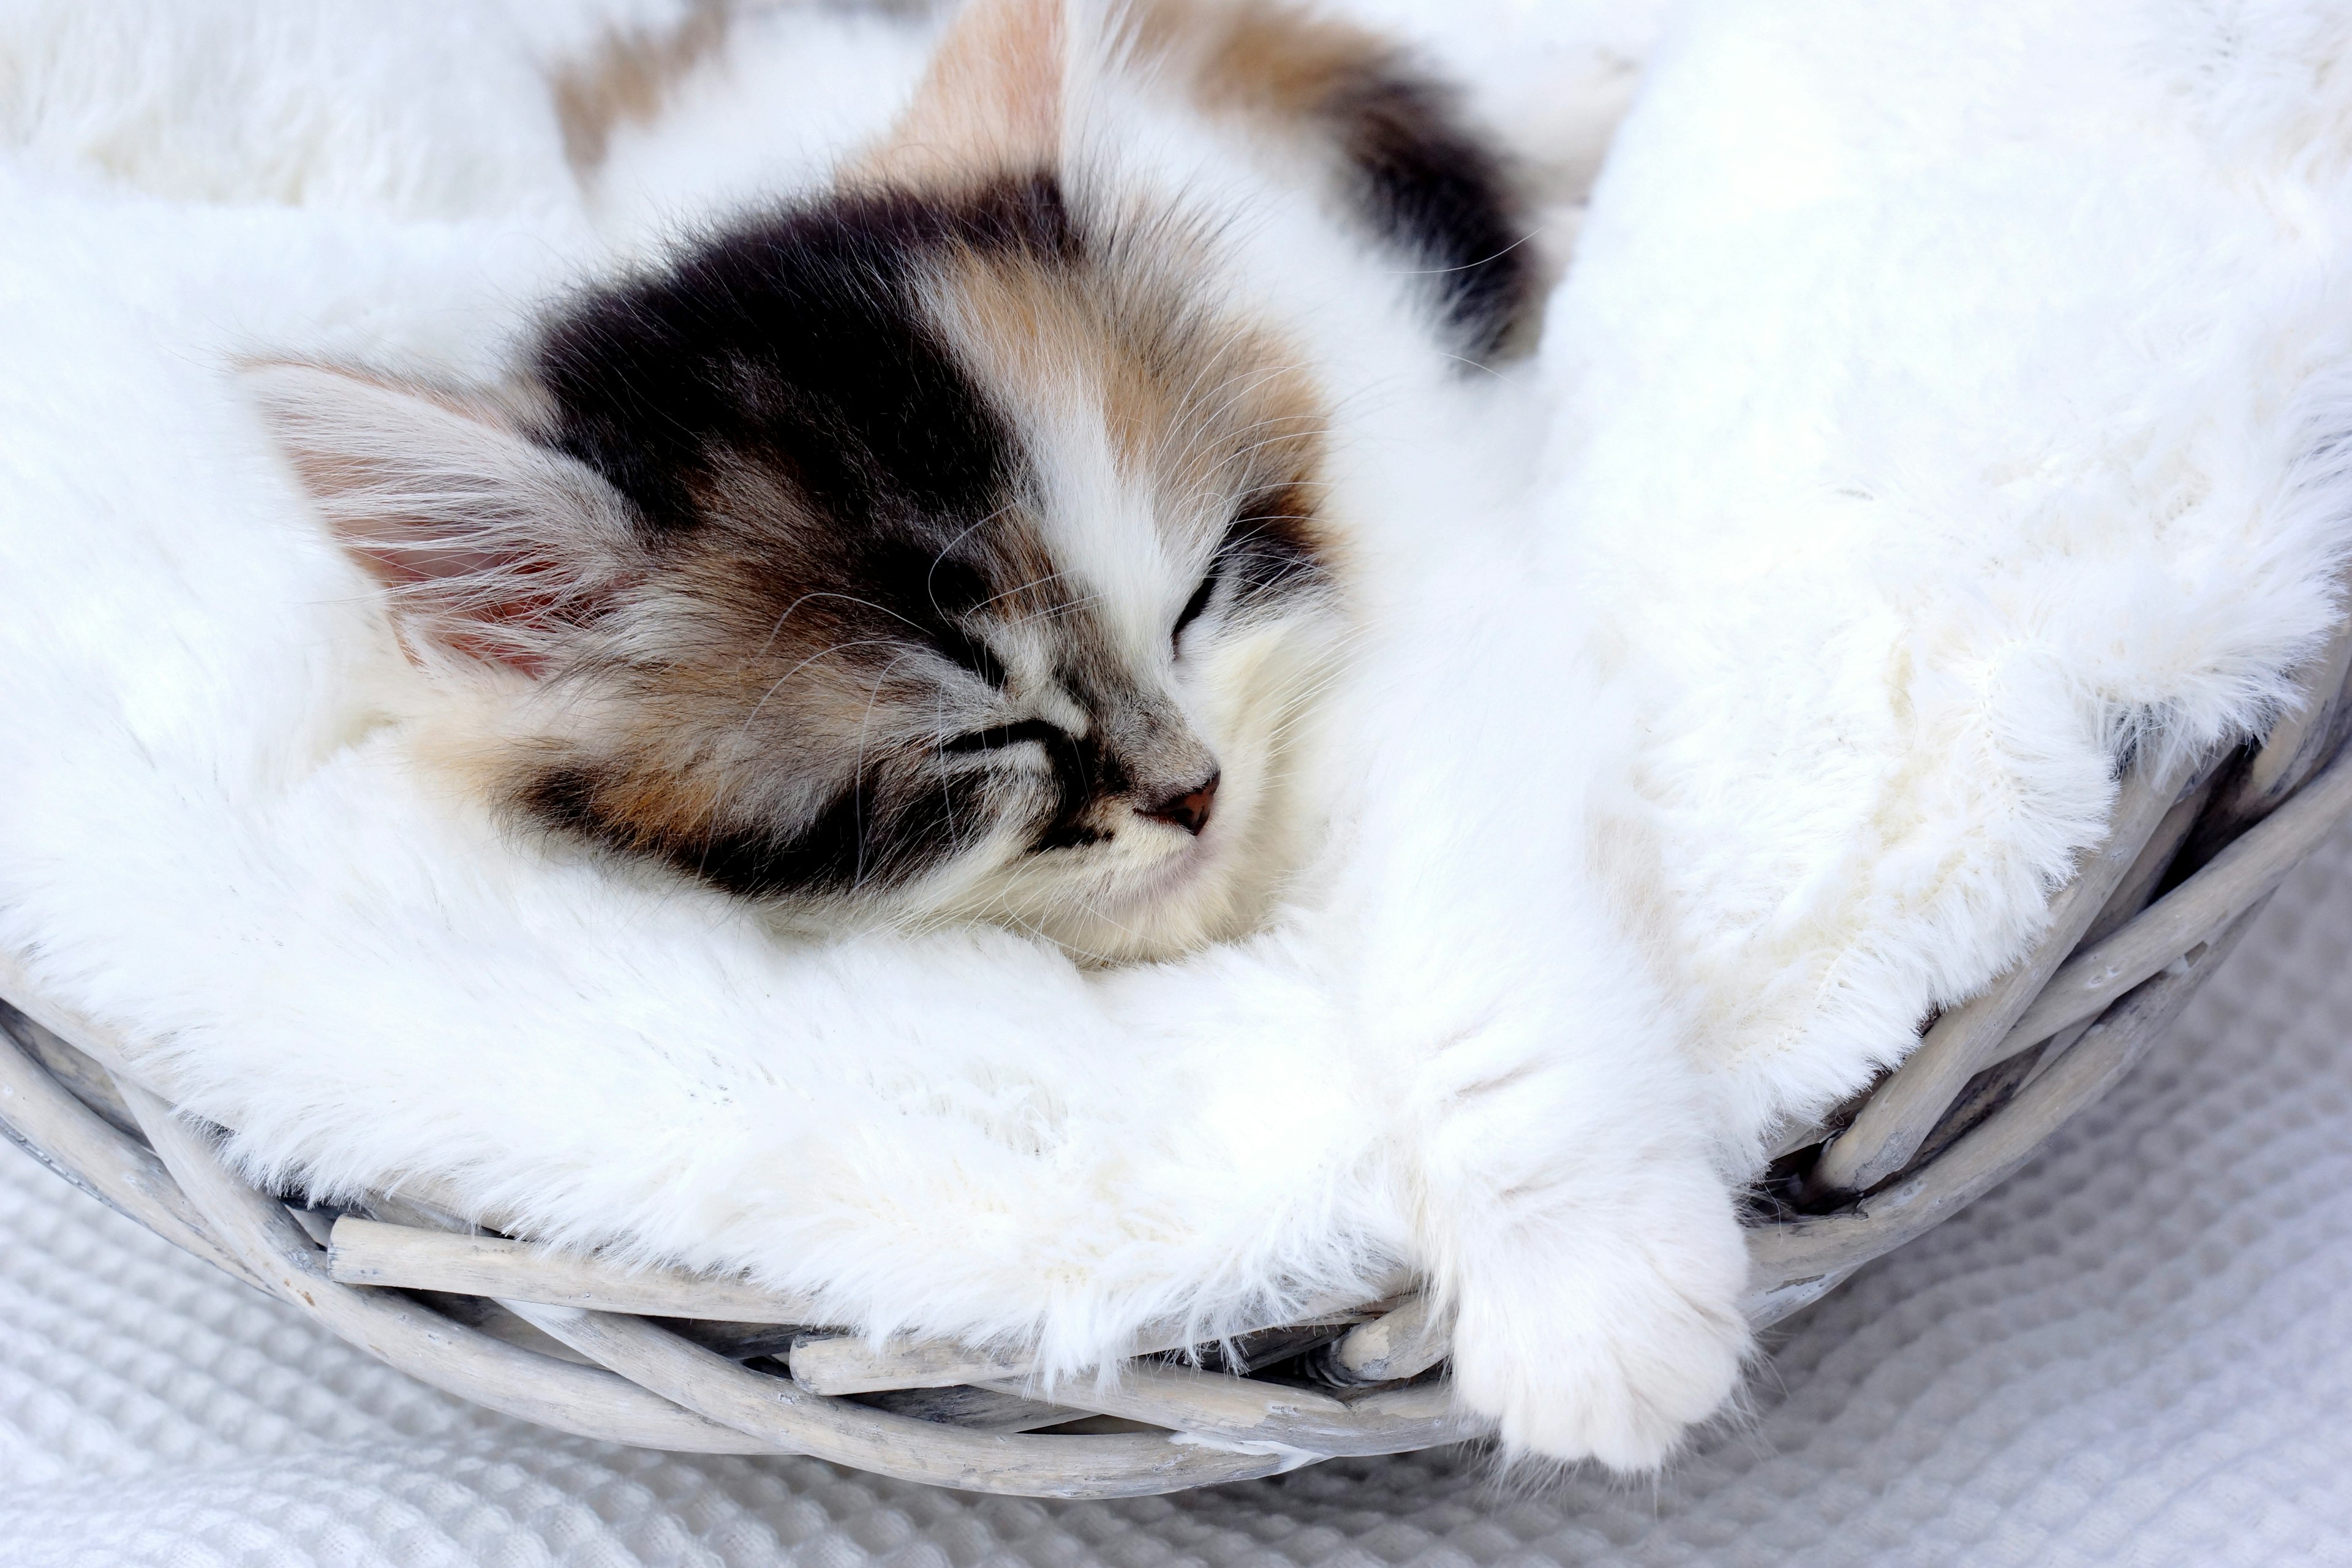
xmin=1446 ymin=1187 xmax=1750 ymax=1472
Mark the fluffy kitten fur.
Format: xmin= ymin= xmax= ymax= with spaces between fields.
xmin=249 ymin=0 xmax=1533 ymax=962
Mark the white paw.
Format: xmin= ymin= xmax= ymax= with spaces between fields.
xmin=1444 ymin=1180 xmax=1751 ymax=1471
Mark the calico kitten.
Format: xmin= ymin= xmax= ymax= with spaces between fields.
xmin=251 ymin=0 xmax=1535 ymax=962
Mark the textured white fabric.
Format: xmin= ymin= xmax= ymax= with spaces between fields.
xmin=5 ymin=827 xmax=2348 ymax=1567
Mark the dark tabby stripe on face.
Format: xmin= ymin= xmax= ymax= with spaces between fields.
xmin=514 ymin=760 xmax=981 ymax=902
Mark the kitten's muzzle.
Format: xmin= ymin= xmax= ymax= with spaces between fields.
xmin=1143 ymin=771 xmax=1219 ymax=836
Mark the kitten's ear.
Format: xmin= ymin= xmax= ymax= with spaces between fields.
xmin=244 ymin=362 xmax=644 ymax=676
xmin=855 ymin=0 xmax=1066 ymax=184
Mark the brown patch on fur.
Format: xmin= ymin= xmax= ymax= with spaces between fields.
xmin=925 ymin=238 xmax=1331 ymax=562
xmin=1122 ymin=0 xmax=1390 ymax=123
xmin=855 ymin=0 xmax=1066 ymax=188
xmin=507 ymin=593 xmax=918 ymax=893
xmin=552 ymin=0 xmax=730 ymax=173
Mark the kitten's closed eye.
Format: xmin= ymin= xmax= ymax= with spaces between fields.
xmin=1172 ymin=571 xmax=1218 ymax=650
xmin=941 ymin=718 xmax=1068 ymax=755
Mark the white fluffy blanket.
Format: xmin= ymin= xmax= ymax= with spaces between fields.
xmin=1 ymin=0 xmax=2345 ymax=1465
xmin=1549 ymin=0 xmax=2352 ymax=1140
xmin=10 ymin=825 xmax=2349 ymax=1564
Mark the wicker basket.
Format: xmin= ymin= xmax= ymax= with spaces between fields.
xmin=4 ymin=630 xmax=2350 ymax=1501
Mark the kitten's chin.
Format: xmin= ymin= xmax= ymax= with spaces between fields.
xmin=1033 ymin=873 xmax=1252 ymax=967
xmin=1065 ymin=815 xmax=1311 ymax=964
xmin=924 ymin=823 xmax=1271 ymax=968
xmin=1065 ymin=842 xmax=1224 ymax=956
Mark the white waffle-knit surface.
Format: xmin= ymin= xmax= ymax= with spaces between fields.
xmin=4 ymin=824 xmax=2350 ymax=1567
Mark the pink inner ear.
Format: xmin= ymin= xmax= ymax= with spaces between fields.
xmin=246 ymin=361 xmax=640 ymax=679
xmin=340 ymin=529 xmax=535 ymax=592
xmin=342 ymin=533 xmax=579 ymax=679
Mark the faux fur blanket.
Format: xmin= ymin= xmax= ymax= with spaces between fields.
xmin=1550 ymin=0 xmax=2352 ymax=1147
xmin=1 ymin=0 xmax=2345 ymax=1468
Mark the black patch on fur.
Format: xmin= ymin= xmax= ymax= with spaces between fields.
xmin=933 ymin=622 xmax=1010 ymax=688
xmin=1323 ymin=67 xmax=1534 ymax=361
xmin=512 ymin=766 xmax=605 ymax=841
xmin=1171 ymin=572 xmax=1217 ymax=647
xmin=533 ymin=175 xmax=1075 ymax=537
xmin=685 ymin=777 xmax=971 ymax=899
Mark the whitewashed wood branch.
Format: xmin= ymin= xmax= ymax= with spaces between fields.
xmin=2196 ymin=603 xmax=2352 ymax=847
xmin=2086 ymin=774 xmax=2218 ymax=948
xmin=1750 ymin=899 xmax=2263 ymax=1292
xmin=1803 ymin=745 xmax=2201 ymax=1198
xmin=3 ymin=1005 xmax=137 ymax=1134
xmin=328 ymin=1216 xmax=831 ymax=1324
xmin=858 ymin=1384 xmax=1082 ymax=1433
xmin=1997 ymin=745 xmax=2352 ymax=1052
xmin=977 ymin=1361 xmax=1471 ymax=1457
xmin=1321 ymin=1292 xmax=1451 ymax=1384
xmin=116 ymin=1077 xmax=792 ymax=1455
xmin=0 ymin=1013 xmax=270 ymax=1295
xmin=786 ymin=1278 xmax=1404 ymax=1396
xmin=501 ymin=1300 xmax=1308 ymax=1497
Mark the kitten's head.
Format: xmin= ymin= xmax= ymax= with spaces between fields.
xmin=252 ymin=0 xmax=1532 ymax=961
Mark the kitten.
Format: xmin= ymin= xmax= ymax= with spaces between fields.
xmin=249 ymin=0 xmax=1536 ymax=962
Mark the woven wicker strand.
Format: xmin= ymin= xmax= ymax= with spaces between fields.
xmin=3 ymin=644 xmax=2350 ymax=1496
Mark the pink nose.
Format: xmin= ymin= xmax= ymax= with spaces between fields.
xmin=1144 ymin=772 xmax=1219 ymax=835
